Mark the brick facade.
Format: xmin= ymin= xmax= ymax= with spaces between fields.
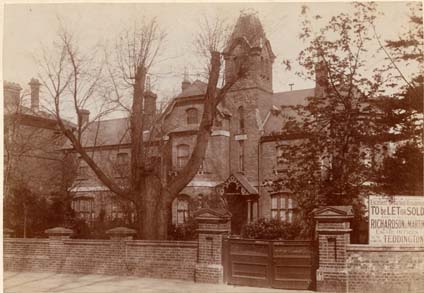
xmin=5 ymin=13 xmax=319 ymax=233
xmin=4 ymin=80 xmax=69 ymax=198
xmin=71 ymin=13 xmax=316 ymax=230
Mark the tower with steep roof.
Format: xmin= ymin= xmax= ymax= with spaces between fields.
xmin=223 ymin=11 xmax=276 ymax=93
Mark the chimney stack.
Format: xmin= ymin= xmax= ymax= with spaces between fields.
xmin=144 ymin=93 xmax=157 ymax=130
xmin=315 ymin=55 xmax=329 ymax=97
xmin=29 ymin=78 xmax=41 ymax=112
xmin=4 ymin=81 xmax=22 ymax=111
xmin=79 ymin=109 xmax=90 ymax=126
xmin=181 ymin=68 xmax=191 ymax=92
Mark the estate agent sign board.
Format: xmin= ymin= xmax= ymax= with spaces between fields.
xmin=369 ymin=195 xmax=424 ymax=246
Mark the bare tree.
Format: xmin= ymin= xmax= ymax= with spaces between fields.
xmin=39 ymin=16 xmax=247 ymax=239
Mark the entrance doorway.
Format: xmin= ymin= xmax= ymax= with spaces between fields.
xmin=218 ymin=173 xmax=259 ymax=235
xmin=225 ymin=191 xmax=247 ymax=235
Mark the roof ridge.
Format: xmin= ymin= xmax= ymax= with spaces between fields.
xmin=274 ymin=87 xmax=315 ymax=95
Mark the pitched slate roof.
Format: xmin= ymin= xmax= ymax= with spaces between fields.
xmin=228 ymin=13 xmax=265 ymax=48
xmin=272 ymin=88 xmax=315 ymax=107
xmin=232 ymin=172 xmax=258 ymax=195
xmin=260 ymin=88 xmax=315 ymax=134
xmin=63 ymin=117 xmax=130 ymax=149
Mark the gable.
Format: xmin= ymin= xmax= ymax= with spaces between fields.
xmin=218 ymin=173 xmax=258 ymax=196
xmin=314 ymin=206 xmax=354 ymax=218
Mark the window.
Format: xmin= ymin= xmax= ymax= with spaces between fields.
xmin=111 ymin=200 xmax=124 ymax=220
xmin=116 ymin=152 xmax=129 ymax=176
xmin=172 ymin=196 xmax=190 ymax=225
xmin=177 ymin=198 xmax=189 ymax=224
xmin=271 ymin=194 xmax=295 ymax=222
xmin=238 ymin=106 xmax=245 ymax=133
xmin=78 ymin=157 xmax=88 ymax=179
xmin=79 ymin=166 xmax=88 ymax=177
xmin=186 ymin=108 xmax=199 ymax=124
xmin=176 ymin=144 xmax=190 ymax=169
xmin=72 ymin=197 xmax=95 ymax=224
xmin=117 ymin=152 xmax=129 ymax=165
xmin=276 ymin=145 xmax=289 ymax=168
xmin=239 ymin=141 xmax=245 ymax=172
xmin=277 ymin=143 xmax=291 ymax=163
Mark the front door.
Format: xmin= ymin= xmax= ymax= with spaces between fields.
xmin=225 ymin=193 xmax=247 ymax=235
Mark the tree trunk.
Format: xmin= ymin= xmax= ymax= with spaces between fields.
xmin=139 ymin=175 xmax=170 ymax=239
xmin=23 ymin=202 xmax=27 ymax=238
xmin=156 ymin=189 xmax=173 ymax=240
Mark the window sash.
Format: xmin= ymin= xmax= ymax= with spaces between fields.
xmin=176 ymin=199 xmax=189 ymax=224
xmin=187 ymin=108 xmax=198 ymax=124
xmin=271 ymin=194 xmax=295 ymax=222
xmin=177 ymin=156 xmax=189 ymax=169
xmin=176 ymin=145 xmax=190 ymax=169
xmin=117 ymin=153 xmax=129 ymax=165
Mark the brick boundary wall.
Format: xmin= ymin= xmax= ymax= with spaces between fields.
xmin=314 ymin=206 xmax=424 ymax=293
xmin=3 ymin=238 xmax=198 ymax=281
xmin=4 ymin=208 xmax=231 ymax=284
xmin=346 ymin=245 xmax=424 ymax=293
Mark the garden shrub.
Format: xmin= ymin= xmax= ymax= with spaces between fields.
xmin=241 ymin=218 xmax=303 ymax=240
xmin=168 ymin=217 xmax=197 ymax=241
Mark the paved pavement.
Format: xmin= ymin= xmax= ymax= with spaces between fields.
xmin=4 ymin=272 xmax=313 ymax=293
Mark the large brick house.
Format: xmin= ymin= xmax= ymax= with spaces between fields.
xmin=63 ymin=13 xmax=322 ymax=234
xmin=3 ymin=79 xmax=74 ymax=237
xmin=3 ymin=79 xmax=70 ymax=198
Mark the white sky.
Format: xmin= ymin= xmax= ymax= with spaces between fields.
xmin=2 ymin=1 xmax=417 ymax=112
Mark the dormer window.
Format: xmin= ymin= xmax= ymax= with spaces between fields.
xmin=186 ymin=108 xmax=198 ymax=124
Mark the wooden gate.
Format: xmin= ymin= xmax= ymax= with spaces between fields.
xmin=223 ymin=238 xmax=316 ymax=290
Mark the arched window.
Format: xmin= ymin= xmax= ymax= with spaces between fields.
xmin=238 ymin=106 xmax=245 ymax=133
xmin=176 ymin=144 xmax=190 ymax=169
xmin=186 ymin=108 xmax=199 ymax=124
xmin=172 ymin=195 xmax=190 ymax=225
